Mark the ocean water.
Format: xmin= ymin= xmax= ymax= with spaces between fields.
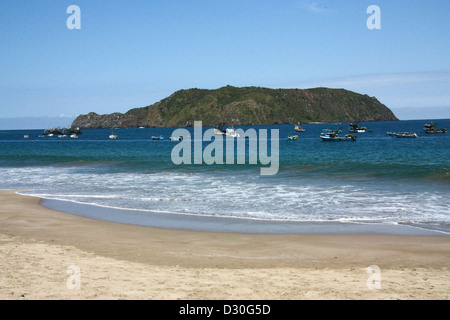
xmin=1 ymin=120 xmax=449 ymax=234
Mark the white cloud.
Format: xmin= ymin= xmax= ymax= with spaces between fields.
xmin=296 ymin=0 xmax=334 ymax=14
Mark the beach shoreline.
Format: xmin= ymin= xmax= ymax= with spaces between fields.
xmin=37 ymin=194 xmax=449 ymax=236
xmin=1 ymin=190 xmax=449 ymax=300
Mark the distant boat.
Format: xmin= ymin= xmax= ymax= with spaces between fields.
xmin=225 ymin=127 xmax=240 ymax=138
xmin=169 ymin=136 xmax=182 ymax=141
xmin=398 ymin=133 xmax=418 ymax=138
xmin=70 ymin=134 xmax=78 ymax=139
xmin=68 ymin=127 xmax=82 ymax=135
xmin=109 ymin=131 xmax=118 ymax=139
xmin=214 ymin=123 xmax=226 ymax=135
xmin=294 ymin=122 xmax=305 ymax=132
xmin=388 ymin=132 xmax=418 ymax=138
xmin=288 ymin=135 xmax=299 ymax=141
xmin=321 ymin=132 xmax=356 ymax=142
xmin=349 ymin=123 xmax=367 ymax=133
xmin=24 ymin=135 xmax=29 ymax=139
xmin=214 ymin=124 xmax=240 ymax=137
xmin=423 ymin=122 xmax=447 ymax=134
xmin=43 ymin=127 xmax=82 ymax=136
xmin=151 ymin=135 xmax=164 ymax=140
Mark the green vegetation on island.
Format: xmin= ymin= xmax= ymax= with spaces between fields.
xmin=71 ymin=86 xmax=398 ymax=128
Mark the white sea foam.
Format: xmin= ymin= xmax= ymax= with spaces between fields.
xmin=2 ymin=166 xmax=450 ymax=229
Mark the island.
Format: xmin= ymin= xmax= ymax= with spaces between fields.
xmin=71 ymin=86 xmax=398 ymax=128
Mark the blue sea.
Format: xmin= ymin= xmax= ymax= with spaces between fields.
xmin=1 ymin=120 xmax=449 ymax=235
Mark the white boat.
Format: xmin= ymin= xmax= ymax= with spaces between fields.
xmin=109 ymin=131 xmax=118 ymax=139
xmin=397 ymin=132 xmax=418 ymax=138
xmin=226 ymin=127 xmax=240 ymax=138
xmin=24 ymin=135 xmax=29 ymax=139
xmin=214 ymin=124 xmax=240 ymax=138
xmin=387 ymin=132 xmax=418 ymax=138
xmin=294 ymin=122 xmax=305 ymax=132
xmin=169 ymin=136 xmax=182 ymax=141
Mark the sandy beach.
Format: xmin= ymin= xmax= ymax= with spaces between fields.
xmin=1 ymin=190 xmax=449 ymax=300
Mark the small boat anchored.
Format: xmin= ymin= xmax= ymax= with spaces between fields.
xmin=288 ymin=135 xmax=299 ymax=141
xmin=214 ymin=123 xmax=240 ymax=138
xmin=225 ymin=127 xmax=240 ymax=138
xmin=320 ymin=132 xmax=356 ymax=142
xmin=294 ymin=122 xmax=305 ymax=132
xmin=109 ymin=131 xmax=118 ymax=139
xmin=423 ymin=122 xmax=447 ymax=134
xmin=214 ymin=123 xmax=226 ymax=135
xmin=151 ymin=135 xmax=164 ymax=140
xmin=169 ymin=136 xmax=183 ymax=141
xmin=387 ymin=132 xmax=418 ymax=138
xmin=349 ymin=123 xmax=367 ymax=133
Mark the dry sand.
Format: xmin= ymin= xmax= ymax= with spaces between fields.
xmin=1 ymin=190 xmax=449 ymax=300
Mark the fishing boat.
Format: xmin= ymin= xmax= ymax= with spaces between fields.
xmin=387 ymin=132 xmax=418 ymax=138
xmin=393 ymin=132 xmax=418 ymax=138
xmin=294 ymin=122 xmax=305 ymax=132
xmin=288 ymin=135 xmax=299 ymax=141
xmin=349 ymin=123 xmax=367 ymax=133
xmin=169 ymin=136 xmax=183 ymax=141
xmin=423 ymin=122 xmax=447 ymax=134
xmin=151 ymin=135 xmax=164 ymax=140
xmin=214 ymin=123 xmax=226 ymax=135
xmin=320 ymin=132 xmax=356 ymax=142
xmin=225 ymin=127 xmax=240 ymax=138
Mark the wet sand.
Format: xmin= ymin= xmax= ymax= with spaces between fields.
xmin=1 ymin=190 xmax=449 ymax=300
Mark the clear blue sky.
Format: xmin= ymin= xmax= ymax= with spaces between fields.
xmin=1 ymin=0 xmax=449 ymax=128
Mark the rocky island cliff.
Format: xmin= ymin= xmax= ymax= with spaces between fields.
xmin=71 ymin=86 xmax=398 ymax=128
